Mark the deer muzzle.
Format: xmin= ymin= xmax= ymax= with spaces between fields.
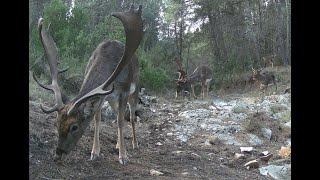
xmin=54 ymin=147 xmax=67 ymax=161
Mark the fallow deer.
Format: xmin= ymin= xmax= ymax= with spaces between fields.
xmin=176 ymin=65 xmax=213 ymax=100
xmin=32 ymin=5 xmax=144 ymax=165
xmin=252 ymin=67 xmax=277 ymax=96
xmin=263 ymin=54 xmax=277 ymax=68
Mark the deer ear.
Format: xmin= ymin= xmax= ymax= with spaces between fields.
xmin=83 ymin=97 xmax=102 ymax=116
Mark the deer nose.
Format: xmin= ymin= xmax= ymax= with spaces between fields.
xmin=56 ymin=148 xmax=65 ymax=156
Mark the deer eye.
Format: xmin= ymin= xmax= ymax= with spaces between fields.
xmin=70 ymin=124 xmax=79 ymax=133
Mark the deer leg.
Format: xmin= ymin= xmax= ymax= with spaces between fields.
xmin=117 ymin=93 xmax=128 ymax=165
xmin=91 ymin=108 xmax=101 ymax=160
xmin=191 ymin=84 xmax=196 ymax=99
xmin=107 ymin=100 xmax=120 ymax=149
xmin=128 ymin=95 xmax=138 ymax=149
xmin=206 ymin=82 xmax=210 ymax=98
xmin=202 ymin=80 xmax=207 ymax=100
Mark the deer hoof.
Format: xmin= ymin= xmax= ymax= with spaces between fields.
xmin=119 ymin=157 xmax=128 ymax=165
xmin=90 ymin=153 xmax=99 ymax=160
xmin=132 ymin=141 xmax=139 ymax=149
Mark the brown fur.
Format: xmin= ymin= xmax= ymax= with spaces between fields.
xmin=33 ymin=5 xmax=144 ymax=165
xmin=252 ymin=69 xmax=277 ymax=95
xmin=176 ymin=65 xmax=213 ymax=100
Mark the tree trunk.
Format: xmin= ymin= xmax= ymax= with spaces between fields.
xmin=285 ymin=0 xmax=291 ymax=65
xmin=208 ymin=12 xmax=222 ymax=63
xmin=275 ymin=0 xmax=287 ymax=65
xmin=249 ymin=0 xmax=261 ymax=66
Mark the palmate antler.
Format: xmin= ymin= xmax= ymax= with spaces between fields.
xmin=174 ymin=57 xmax=187 ymax=81
xmin=67 ymin=4 xmax=144 ymax=115
xmin=252 ymin=66 xmax=265 ymax=74
xmin=32 ymin=18 xmax=69 ymax=113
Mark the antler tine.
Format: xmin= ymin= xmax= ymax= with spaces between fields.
xmin=58 ymin=66 xmax=70 ymax=74
xmin=40 ymin=104 xmax=61 ymax=114
xmin=258 ymin=66 xmax=265 ymax=72
xmin=174 ymin=57 xmax=183 ymax=70
xmin=252 ymin=67 xmax=256 ymax=73
xmin=35 ymin=17 xmax=64 ymax=113
xmin=177 ymin=69 xmax=186 ymax=80
xmin=67 ymin=4 xmax=144 ymax=116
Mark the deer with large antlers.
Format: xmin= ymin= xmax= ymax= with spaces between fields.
xmin=32 ymin=5 xmax=144 ymax=165
xmin=175 ymin=65 xmax=213 ymax=100
xmin=252 ymin=67 xmax=277 ymax=96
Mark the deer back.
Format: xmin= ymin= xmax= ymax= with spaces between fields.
xmin=252 ymin=68 xmax=276 ymax=86
xmin=77 ymin=40 xmax=139 ymax=101
xmin=188 ymin=65 xmax=213 ymax=84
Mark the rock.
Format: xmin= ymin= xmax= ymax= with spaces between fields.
xmin=208 ymin=135 xmax=219 ymax=145
xmin=101 ymin=103 xmax=116 ymax=121
xmin=200 ymin=123 xmax=207 ymax=129
xmin=178 ymin=109 xmax=211 ymax=119
xmin=234 ymin=153 xmax=245 ymax=160
xmin=232 ymin=103 xmax=248 ymax=114
xmin=172 ymin=151 xmax=183 ymax=155
xmin=150 ymin=169 xmax=164 ymax=176
xmin=259 ymin=164 xmax=291 ymax=179
xmin=240 ymin=147 xmax=253 ymax=153
xmin=270 ymin=104 xmax=288 ymax=114
xmin=283 ymin=121 xmax=291 ymax=128
xmin=244 ymin=160 xmax=259 ymax=169
xmin=261 ymin=151 xmax=269 ymax=156
xmin=181 ymin=172 xmax=190 ymax=176
xmin=155 ymin=142 xmax=163 ymax=146
xmin=259 ymin=154 xmax=273 ymax=162
xmin=167 ymin=132 xmax=173 ymax=136
xmin=218 ymin=134 xmax=242 ymax=146
xmin=261 ymin=128 xmax=272 ymax=140
xmin=151 ymin=97 xmax=157 ymax=103
xmin=248 ymin=134 xmax=264 ymax=146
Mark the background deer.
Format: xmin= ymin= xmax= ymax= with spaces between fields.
xmin=252 ymin=67 xmax=277 ymax=96
xmin=175 ymin=65 xmax=213 ymax=100
xmin=263 ymin=54 xmax=277 ymax=68
xmin=32 ymin=5 xmax=144 ymax=165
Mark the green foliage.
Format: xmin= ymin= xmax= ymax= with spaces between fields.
xmin=89 ymin=17 xmax=125 ymax=49
xmin=140 ymin=65 xmax=170 ymax=93
xmin=137 ymin=42 xmax=173 ymax=93
xmin=29 ymin=0 xmax=290 ymax=97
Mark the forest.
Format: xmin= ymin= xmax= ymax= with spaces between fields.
xmin=29 ymin=0 xmax=291 ymax=95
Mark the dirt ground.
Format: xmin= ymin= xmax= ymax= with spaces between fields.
xmin=29 ymin=67 xmax=290 ymax=179
xmin=29 ymin=102 xmax=287 ymax=179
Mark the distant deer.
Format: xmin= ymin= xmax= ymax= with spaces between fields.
xmin=252 ymin=67 xmax=277 ymax=96
xmin=263 ymin=54 xmax=277 ymax=68
xmin=176 ymin=65 xmax=213 ymax=100
xmin=32 ymin=5 xmax=144 ymax=165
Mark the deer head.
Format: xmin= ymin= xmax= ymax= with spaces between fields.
xmin=33 ymin=5 xmax=143 ymax=161
xmin=251 ymin=67 xmax=277 ymax=95
xmin=175 ymin=65 xmax=213 ymax=99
